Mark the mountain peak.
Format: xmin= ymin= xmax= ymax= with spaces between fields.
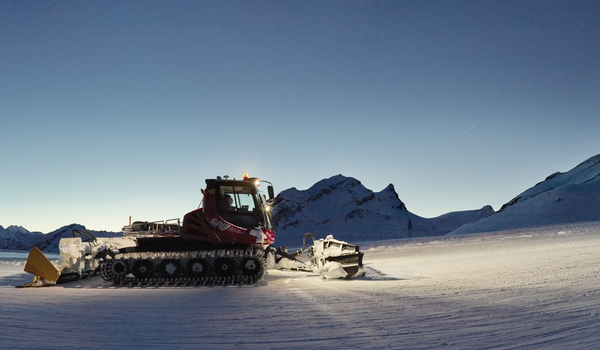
xmin=273 ymin=174 xmax=491 ymax=245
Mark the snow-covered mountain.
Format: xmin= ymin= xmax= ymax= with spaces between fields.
xmin=450 ymin=154 xmax=600 ymax=235
xmin=0 ymin=224 xmax=120 ymax=253
xmin=0 ymin=225 xmax=43 ymax=251
xmin=272 ymin=174 xmax=493 ymax=246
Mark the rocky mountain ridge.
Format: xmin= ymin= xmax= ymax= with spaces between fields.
xmin=272 ymin=174 xmax=493 ymax=246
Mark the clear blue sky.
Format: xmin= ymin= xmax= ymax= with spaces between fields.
xmin=1 ymin=1 xmax=599 ymax=233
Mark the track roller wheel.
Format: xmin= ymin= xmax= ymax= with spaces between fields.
xmin=160 ymin=259 xmax=181 ymax=278
xmin=241 ymin=257 xmax=261 ymax=275
xmin=187 ymin=258 xmax=208 ymax=277
xmin=111 ymin=259 xmax=129 ymax=278
xmin=133 ymin=259 xmax=154 ymax=279
xmin=214 ymin=257 xmax=235 ymax=277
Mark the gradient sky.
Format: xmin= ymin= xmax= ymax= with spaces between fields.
xmin=2 ymin=1 xmax=599 ymax=233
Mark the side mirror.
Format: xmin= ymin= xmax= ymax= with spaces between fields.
xmin=268 ymin=185 xmax=274 ymax=201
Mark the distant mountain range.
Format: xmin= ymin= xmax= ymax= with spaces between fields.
xmin=0 ymin=224 xmax=120 ymax=253
xmin=2 ymin=154 xmax=599 ymax=252
xmin=272 ymin=175 xmax=493 ymax=246
xmin=274 ymin=154 xmax=600 ymax=244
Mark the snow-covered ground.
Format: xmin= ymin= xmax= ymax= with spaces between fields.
xmin=2 ymin=222 xmax=600 ymax=349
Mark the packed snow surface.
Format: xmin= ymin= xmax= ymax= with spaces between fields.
xmin=2 ymin=222 xmax=600 ymax=349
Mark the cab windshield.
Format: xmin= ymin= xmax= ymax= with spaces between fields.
xmin=217 ymin=184 xmax=261 ymax=228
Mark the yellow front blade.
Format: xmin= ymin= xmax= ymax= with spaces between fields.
xmin=24 ymin=247 xmax=60 ymax=282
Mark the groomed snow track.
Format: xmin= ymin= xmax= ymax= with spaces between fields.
xmin=98 ymin=248 xmax=264 ymax=287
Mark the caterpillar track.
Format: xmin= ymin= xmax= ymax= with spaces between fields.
xmin=98 ymin=248 xmax=264 ymax=287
